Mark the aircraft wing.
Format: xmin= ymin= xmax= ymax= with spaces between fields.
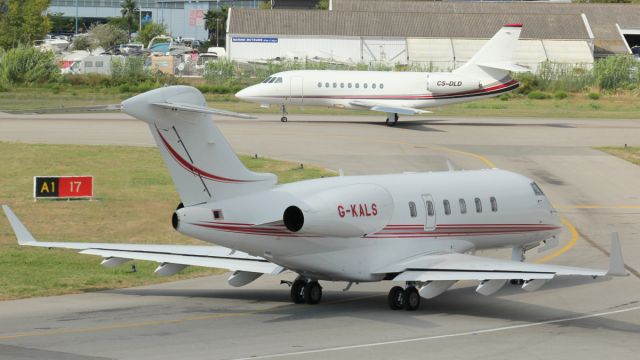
xmin=2 ymin=206 xmax=283 ymax=275
xmin=349 ymin=100 xmax=432 ymax=115
xmin=377 ymin=238 xmax=627 ymax=282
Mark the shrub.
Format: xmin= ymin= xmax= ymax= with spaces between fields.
xmin=588 ymin=92 xmax=600 ymax=100
xmin=593 ymin=55 xmax=635 ymax=90
xmin=554 ymin=90 xmax=568 ymax=100
xmin=0 ymin=45 xmax=59 ymax=85
xmin=528 ymin=91 xmax=551 ymax=100
xmin=498 ymin=93 xmax=510 ymax=101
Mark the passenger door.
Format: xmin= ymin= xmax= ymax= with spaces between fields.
xmin=290 ymin=76 xmax=304 ymax=105
xmin=422 ymin=194 xmax=436 ymax=231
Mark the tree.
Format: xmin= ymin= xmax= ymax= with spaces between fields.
xmin=120 ymin=0 xmax=137 ymax=41
xmin=204 ymin=7 xmax=228 ymax=47
xmin=88 ymin=23 xmax=128 ymax=50
xmin=0 ymin=0 xmax=51 ymax=50
xmin=316 ymin=0 xmax=329 ymax=9
xmin=137 ymin=22 xmax=168 ymax=48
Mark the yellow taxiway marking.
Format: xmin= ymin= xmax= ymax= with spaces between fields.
xmin=535 ymin=217 xmax=579 ymax=264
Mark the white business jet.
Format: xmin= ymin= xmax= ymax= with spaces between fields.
xmin=235 ymin=24 xmax=526 ymax=125
xmin=3 ymin=86 xmax=627 ymax=311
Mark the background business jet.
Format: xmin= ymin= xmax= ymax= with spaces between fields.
xmin=236 ymin=24 xmax=527 ymax=126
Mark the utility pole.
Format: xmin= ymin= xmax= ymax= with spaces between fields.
xmin=75 ymin=0 xmax=78 ymax=34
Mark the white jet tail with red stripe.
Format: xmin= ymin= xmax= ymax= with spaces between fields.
xmin=454 ymin=24 xmax=528 ymax=83
xmin=121 ymin=86 xmax=276 ymax=206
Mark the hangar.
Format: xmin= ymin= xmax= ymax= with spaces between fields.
xmin=226 ymin=8 xmax=593 ymax=70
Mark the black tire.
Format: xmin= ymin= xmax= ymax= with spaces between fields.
xmin=304 ymin=281 xmax=322 ymax=305
xmin=281 ymin=116 xmax=288 ymax=122
xmin=290 ymin=279 xmax=305 ymax=304
xmin=404 ymin=287 xmax=420 ymax=311
xmin=387 ymin=286 xmax=405 ymax=310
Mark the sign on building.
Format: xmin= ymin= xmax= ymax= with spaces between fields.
xmin=34 ymin=176 xmax=93 ymax=200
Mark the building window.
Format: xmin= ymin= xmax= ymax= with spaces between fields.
xmin=459 ymin=199 xmax=467 ymax=214
xmin=318 ymin=82 xmax=322 ymax=88
xmin=84 ymin=61 xmax=93 ymax=68
xmin=490 ymin=197 xmax=498 ymax=212
xmin=95 ymin=61 xmax=104 ymax=67
xmin=443 ymin=200 xmax=451 ymax=215
xmin=475 ymin=198 xmax=482 ymax=213
xmin=409 ymin=201 xmax=417 ymax=217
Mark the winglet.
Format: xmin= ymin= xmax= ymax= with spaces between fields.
xmin=2 ymin=205 xmax=38 ymax=245
xmin=607 ymin=232 xmax=628 ymax=277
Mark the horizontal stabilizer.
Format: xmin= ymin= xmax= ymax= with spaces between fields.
xmin=151 ymin=102 xmax=255 ymax=119
xmin=478 ymin=62 xmax=530 ymax=73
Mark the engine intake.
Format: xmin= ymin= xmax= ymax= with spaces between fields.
xmin=283 ymin=206 xmax=304 ymax=232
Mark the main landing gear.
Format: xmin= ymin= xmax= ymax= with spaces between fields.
xmin=388 ymin=283 xmax=421 ymax=311
xmin=280 ymin=104 xmax=288 ymax=122
xmin=385 ymin=112 xmax=399 ymax=127
xmin=290 ymin=277 xmax=322 ymax=305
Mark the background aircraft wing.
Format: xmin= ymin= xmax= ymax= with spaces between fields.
xmin=377 ymin=238 xmax=627 ymax=282
xmin=349 ymin=100 xmax=432 ymax=115
xmin=3 ymin=206 xmax=282 ymax=275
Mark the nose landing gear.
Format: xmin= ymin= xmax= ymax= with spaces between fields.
xmin=385 ymin=113 xmax=399 ymax=127
xmin=280 ymin=104 xmax=288 ymax=122
xmin=388 ymin=283 xmax=421 ymax=311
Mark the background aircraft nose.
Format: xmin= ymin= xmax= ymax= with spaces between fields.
xmin=235 ymin=87 xmax=253 ymax=101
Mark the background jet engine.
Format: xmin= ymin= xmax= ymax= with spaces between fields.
xmin=283 ymin=183 xmax=394 ymax=238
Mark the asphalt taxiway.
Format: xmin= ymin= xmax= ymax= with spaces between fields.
xmin=0 ymin=112 xmax=639 ymax=359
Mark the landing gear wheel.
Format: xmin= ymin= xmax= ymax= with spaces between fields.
xmin=304 ymin=281 xmax=322 ymax=305
xmin=388 ymin=286 xmax=405 ymax=310
xmin=404 ymin=287 xmax=420 ymax=311
xmin=290 ymin=279 xmax=306 ymax=304
xmin=393 ymin=113 xmax=399 ymax=125
xmin=281 ymin=116 xmax=288 ymax=122
xmin=280 ymin=104 xmax=288 ymax=123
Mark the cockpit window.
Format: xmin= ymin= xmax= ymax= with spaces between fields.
xmin=531 ymin=182 xmax=544 ymax=196
xmin=263 ymin=77 xmax=282 ymax=84
xmin=274 ymin=77 xmax=283 ymax=83
xmin=262 ymin=77 xmax=272 ymax=83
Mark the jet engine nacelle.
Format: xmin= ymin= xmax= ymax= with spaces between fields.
xmin=427 ymin=74 xmax=481 ymax=94
xmin=283 ymin=184 xmax=394 ymax=238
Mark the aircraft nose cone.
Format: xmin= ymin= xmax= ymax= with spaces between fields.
xmin=235 ymin=87 xmax=251 ymax=101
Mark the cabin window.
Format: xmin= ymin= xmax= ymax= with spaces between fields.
xmin=355 ymin=83 xmax=360 ymax=88
xmin=475 ymin=197 xmax=482 ymax=213
xmin=364 ymin=83 xmax=368 ymax=89
xmin=348 ymin=83 xmax=352 ymax=88
xmin=317 ymin=82 xmax=322 ymax=88
xmin=340 ymin=83 xmax=344 ymax=88
xmin=531 ymin=182 xmax=544 ymax=196
xmin=333 ymin=82 xmax=337 ymax=88
xmin=275 ymin=77 xmax=283 ymax=83
xmin=325 ymin=82 xmax=330 ymax=88
xmin=409 ymin=201 xmax=417 ymax=217
xmin=490 ymin=196 xmax=498 ymax=212
xmin=372 ymin=83 xmax=377 ymax=89
xmin=380 ymin=83 xmax=384 ymax=89
xmin=443 ymin=200 xmax=451 ymax=215
xmin=426 ymin=201 xmax=435 ymax=217
xmin=213 ymin=209 xmax=224 ymax=220
xmin=459 ymin=199 xmax=467 ymax=214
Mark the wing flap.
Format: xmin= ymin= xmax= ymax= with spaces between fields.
xmin=393 ymin=270 xmax=555 ymax=282
xmin=3 ymin=205 xmax=282 ymax=275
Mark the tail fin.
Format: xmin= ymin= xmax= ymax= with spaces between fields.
xmin=454 ymin=24 xmax=528 ymax=82
xmin=121 ymin=86 xmax=276 ymax=206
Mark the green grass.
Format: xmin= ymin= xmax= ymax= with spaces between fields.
xmin=0 ymin=142 xmax=335 ymax=300
xmin=2 ymin=87 xmax=640 ymax=119
xmin=598 ymin=146 xmax=640 ymax=166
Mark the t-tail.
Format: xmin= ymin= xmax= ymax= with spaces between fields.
xmin=121 ymin=86 xmax=276 ymax=206
xmin=454 ymin=23 xmax=529 ymax=84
